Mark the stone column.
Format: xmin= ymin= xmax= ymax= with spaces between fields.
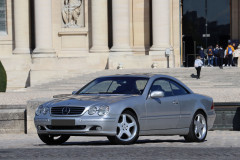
xmin=111 ymin=0 xmax=131 ymax=52
xmin=150 ymin=0 xmax=171 ymax=51
xmin=33 ymin=0 xmax=55 ymax=57
xmin=90 ymin=0 xmax=109 ymax=53
xmin=231 ymin=0 xmax=239 ymax=40
xmin=13 ymin=0 xmax=30 ymax=54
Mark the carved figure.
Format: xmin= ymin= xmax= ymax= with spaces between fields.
xmin=62 ymin=0 xmax=82 ymax=28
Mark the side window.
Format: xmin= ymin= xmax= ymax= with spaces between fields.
xmin=169 ymin=81 xmax=188 ymax=96
xmin=150 ymin=79 xmax=173 ymax=97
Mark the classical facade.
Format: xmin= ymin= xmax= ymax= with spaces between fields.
xmin=0 ymin=0 xmax=180 ymax=90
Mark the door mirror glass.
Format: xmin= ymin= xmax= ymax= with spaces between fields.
xmin=150 ymin=91 xmax=164 ymax=99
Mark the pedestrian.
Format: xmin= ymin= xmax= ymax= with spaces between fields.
xmin=233 ymin=44 xmax=240 ymax=67
xmin=226 ymin=41 xmax=235 ymax=67
xmin=218 ymin=46 xmax=224 ymax=69
xmin=194 ymin=56 xmax=203 ymax=79
xmin=199 ymin=47 xmax=205 ymax=66
xmin=207 ymin=46 xmax=214 ymax=67
xmin=213 ymin=44 xmax=219 ymax=66
xmin=232 ymin=43 xmax=236 ymax=66
xmin=223 ymin=49 xmax=228 ymax=67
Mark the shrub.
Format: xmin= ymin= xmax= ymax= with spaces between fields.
xmin=0 ymin=61 xmax=7 ymax=92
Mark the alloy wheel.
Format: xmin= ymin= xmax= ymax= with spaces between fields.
xmin=116 ymin=114 xmax=138 ymax=142
xmin=194 ymin=114 xmax=207 ymax=140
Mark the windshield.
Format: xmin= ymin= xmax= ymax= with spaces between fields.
xmin=77 ymin=77 xmax=149 ymax=95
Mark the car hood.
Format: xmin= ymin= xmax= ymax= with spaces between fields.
xmin=44 ymin=94 xmax=138 ymax=107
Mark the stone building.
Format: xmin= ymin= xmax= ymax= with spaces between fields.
xmin=0 ymin=0 xmax=238 ymax=90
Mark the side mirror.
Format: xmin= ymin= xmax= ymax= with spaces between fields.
xmin=72 ymin=91 xmax=77 ymax=95
xmin=150 ymin=91 xmax=164 ymax=99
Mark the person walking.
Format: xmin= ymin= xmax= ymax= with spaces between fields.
xmin=213 ymin=44 xmax=219 ymax=66
xmin=218 ymin=46 xmax=224 ymax=69
xmin=194 ymin=56 xmax=203 ymax=79
xmin=199 ymin=47 xmax=205 ymax=66
xmin=226 ymin=41 xmax=235 ymax=67
xmin=207 ymin=46 xmax=214 ymax=67
xmin=233 ymin=44 xmax=240 ymax=67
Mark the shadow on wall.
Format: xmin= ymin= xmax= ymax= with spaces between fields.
xmin=0 ymin=61 xmax=7 ymax=92
xmin=233 ymin=107 xmax=240 ymax=131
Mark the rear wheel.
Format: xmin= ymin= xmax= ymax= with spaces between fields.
xmin=38 ymin=134 xmax=70 ymax=145
xmin=184 ymin=111 xmax=207 ymax=142
xmin=107 ymin=111 xmax=139 ymax=145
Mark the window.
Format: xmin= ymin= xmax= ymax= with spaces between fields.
xmin=169 ymin=80 xmax=189 ymax=96
xmin=83 ymin=80 xmax=113 ymax=94
xmin=136 ymin=80 xmax=148 ymax=93
xmin=150 ymin=79 xmax=173 ymax=97
xmin=78 ymin=77 xmax=149 ymax=95
xmin=0 ymin=0 xmax=7 ymax=34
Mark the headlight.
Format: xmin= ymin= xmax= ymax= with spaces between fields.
xmin=35 ymin=105 xmax=49 ymax=116
xmin=42 ymin=107 xmax=50 ymax=115
xmin=98 ymin=106 xmax=109 ymax=116
xmin=88 ymin=106 xmax=97 ymax=115
xmin=35 ymin=105 xmax=43 ymax=116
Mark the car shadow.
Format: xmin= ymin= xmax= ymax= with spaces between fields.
xmin=35 ymin=138 xmax=206 ymax=146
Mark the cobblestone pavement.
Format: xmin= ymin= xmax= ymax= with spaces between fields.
xmin=0 ymin=131 xmax=240 ymax=159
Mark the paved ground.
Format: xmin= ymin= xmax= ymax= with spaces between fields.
xmin=0 ymin=131 xmax=240 ymax=159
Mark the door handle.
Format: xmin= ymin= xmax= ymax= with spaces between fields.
xmin=172 ymin=100 xmax=179 ymax=105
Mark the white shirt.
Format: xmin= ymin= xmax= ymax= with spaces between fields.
xmin=194 ymin=59 xmax=203 ymax=67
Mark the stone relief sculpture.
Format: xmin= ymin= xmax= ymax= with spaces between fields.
xmin=62 ymin=0 xmax=83 ymax=28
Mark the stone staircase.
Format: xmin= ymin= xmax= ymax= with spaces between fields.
xmin=27 ymin=67 xmax=240 ymax=92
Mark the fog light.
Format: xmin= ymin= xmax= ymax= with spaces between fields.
xmin=37 ymin=126 xmax=42 ymax=130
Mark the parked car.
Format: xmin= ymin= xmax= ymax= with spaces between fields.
xmin=34 ymin=74 xmax=216 ymax=145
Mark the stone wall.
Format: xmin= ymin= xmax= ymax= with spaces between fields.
xmin=0 ymin=0 xmax=182 ymax=91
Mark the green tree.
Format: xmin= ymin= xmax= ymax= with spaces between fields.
xmin=0 ymin=61 xmax=7 ymax=92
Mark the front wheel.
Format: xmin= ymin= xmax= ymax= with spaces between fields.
xmin=107 ymin=111 xmax=139 ymax=145
xmin=38 ymin=134 xmax=70 ymax=145
xmin=184 ymin=111 xmax=208 ymax=142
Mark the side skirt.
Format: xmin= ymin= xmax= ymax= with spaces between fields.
xmin=139 ymin=128 xmax=189 ymax=136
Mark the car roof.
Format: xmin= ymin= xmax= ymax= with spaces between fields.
xmin=100 ymin=73 xmax=160 ymax=78
xmin=98 ymin=74 xmax=194 ymax=94
xmin=99 ymin=73 xmax=175 ymax=78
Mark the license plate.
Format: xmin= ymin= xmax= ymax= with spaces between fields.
xmin=52 ymin=119 xmax=75 ymax=126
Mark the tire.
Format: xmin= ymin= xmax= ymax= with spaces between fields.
xmin=184 ymin=111 xmax=208 ymax=142
xmin=38 ymin=134 xmax=70 ymax=145
xmin=107 ymin=110 xmax=139 ymax=145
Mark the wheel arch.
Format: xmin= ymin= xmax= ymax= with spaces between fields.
xmin=122 ymin=108 xmax=138 ymax=119
xmin=195 ymin=108 xmax=207 ymax=119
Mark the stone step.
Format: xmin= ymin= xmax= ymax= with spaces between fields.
xmin=26 ymin=68 xmax=240 ymax=92
xmin=0 ymin=109 xmax=26 ymax=134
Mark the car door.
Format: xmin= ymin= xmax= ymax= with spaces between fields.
xmin=145 ymin=79 xmax=180 ymax=130
xmin=169 ymin=80 xmax=194 ymax=129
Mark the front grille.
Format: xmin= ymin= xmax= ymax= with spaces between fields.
xmin=51 ymin=106 xmax=85 ymax=115
xmin=46 ymin=125 xmax=86 ymax=130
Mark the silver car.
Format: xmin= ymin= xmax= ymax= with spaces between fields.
xmin=34 ymin=74 xmax=216 ymax=145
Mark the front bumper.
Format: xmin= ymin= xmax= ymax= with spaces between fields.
xmin=34 ymin=115 xmax=118 ymax=136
